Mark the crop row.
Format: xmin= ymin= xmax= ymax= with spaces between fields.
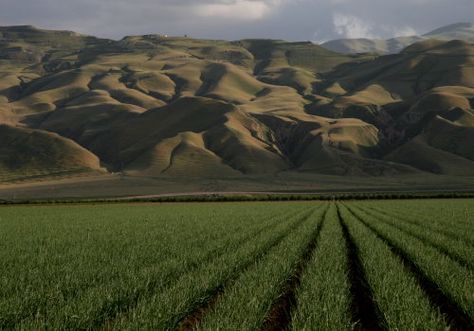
xmin=0 ymin=203 xmax=307 ymax=329
xmin=0 ymin=200 xmax=473 ymax=330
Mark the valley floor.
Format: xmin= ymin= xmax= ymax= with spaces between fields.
xmin=1 ymin=173 xmax=474 ymax=201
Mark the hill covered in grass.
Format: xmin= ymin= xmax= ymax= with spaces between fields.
xmin=0 ymin=25 xmax=474 ymax=183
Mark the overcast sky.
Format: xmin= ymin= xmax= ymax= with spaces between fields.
xmin=1 ymin=0 xmax=473 ymax=42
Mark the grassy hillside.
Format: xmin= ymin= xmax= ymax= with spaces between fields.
xmin=0 ymin=124 xmax=103 ymax=182
xmin=0 ymin=25 xmax=473 ymax=185
xmin=321 ymin=36 xmax=424 ymax=55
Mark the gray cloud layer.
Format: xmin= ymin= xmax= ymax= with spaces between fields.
xmin=1 ymin=0 xmax=473 ymax=41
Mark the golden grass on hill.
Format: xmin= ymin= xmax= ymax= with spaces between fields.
xmin=0 ymin=25 xmax=474 ymax=185
xmin=0 ymin=124 xmax=103 ymax=181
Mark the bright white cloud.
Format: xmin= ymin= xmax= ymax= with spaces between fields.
xmin=333 ymin=13 xmax=378 ymax=39
xmin=333 ymin=13 xmax=418 ymax=40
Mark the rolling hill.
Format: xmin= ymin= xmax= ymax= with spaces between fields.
xmin=0 ymin=24 xmax=474 ymax=190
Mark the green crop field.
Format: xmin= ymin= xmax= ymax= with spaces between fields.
xmin=0 ymin=200 xmax=473 ymax=330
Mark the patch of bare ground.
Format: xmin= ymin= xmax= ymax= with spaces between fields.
xmin=175 ymin=286 xmax=225 ymax=331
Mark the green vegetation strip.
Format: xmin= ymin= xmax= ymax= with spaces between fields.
xmin=346 ymin=204 xmax=474 ymax=329
xmin=337 ymin=205 xmax=385 ymax=331
xmin=339 ymin=205 xmax=448 ymax=330
xmin=368 ymin=200 xmax=474 ymax=236
xmin=291 ymin=204 xmax=352 ymax=330
xmin=366 ymin=202 xmax=474 ymax=248
xmin=0 ymin=203 xmax=305 ymax=329
xmin=194 ymin=205 xmax=326 ymax=331
xmin=360 ymin=205 xmax=474 ymax=269
xmin=72 ymin=208 xmax=306 ymax=331
xmin=1 ymin=200 xmax=472 ymax=330
xmin=96 ymin=206 xmax=319 ymax=330
xmin=2 ymin=192 xmax=474 ymax=205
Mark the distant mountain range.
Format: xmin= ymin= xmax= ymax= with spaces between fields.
xmin=321 ymin=22 xmax=474 ymax=54
xmin=0 ymin=24 xmax=473 ymax=185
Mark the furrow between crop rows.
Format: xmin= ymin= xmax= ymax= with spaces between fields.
xmin=336 ymin=205 xmax=387 ymax=330
xmin=93 ymin=208 xmax=306 ymax=331
xmin=7 ymin=204 xmax=305 ymax=330
xmin=2 ymin=200 xmax=472 ymax=330
xmin=360 ymin=205 xmax=474 ymax=270
xmin=290 ymin=203 xmax=352 ymax=330
xmin=174 ymin=208 xmax=316 ymax=331
xmin=111 ymin=206 xmax=319 ymax=330
xmin=259 ymin=206 xmax=329 ymax=331
xmin=339 ymin=204 xmax=448 ymax=330
xmin=368 ymin=201 xmax=474 ymax=237
xmin=366 ymin=205 xmax=474 ymax=249
xmin=345 ymin=204 xmax=474 ymax=331
xmin=191 ymin=205 xmax=326 ymax=331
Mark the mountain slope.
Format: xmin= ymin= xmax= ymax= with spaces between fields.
xmin=0 ymin=25 xmax=474 ymax=182
xmin=0 ymin=124 xmax=103 ymax=181
xmin=321 ymin=22 xmax=474 ymax=54
xmin=425 ymin=22 xmax=474 ymax=41
xmin=321 ymin=36 xmax=424 ymax=55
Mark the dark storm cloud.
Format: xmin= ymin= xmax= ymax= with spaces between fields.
xmin=0 ymin=0 xmax=473 ymax=42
